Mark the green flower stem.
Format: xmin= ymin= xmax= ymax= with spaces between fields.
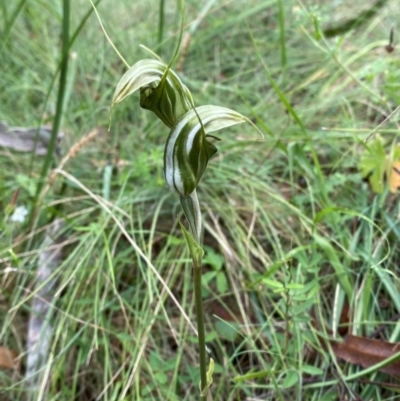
xmin=193 ymin=254 xmax=207 ymax=400
xmin=179 ymin=192 xmax=208 ymax=398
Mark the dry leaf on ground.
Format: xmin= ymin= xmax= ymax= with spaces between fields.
xmin=331 ymin=334 xmax=400 ymax=376
xmin=0 ymin=346 xmax=17 ymax=369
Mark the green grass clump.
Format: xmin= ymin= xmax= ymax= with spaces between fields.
xmin=1 ymin=1 xmax=400 ymax=400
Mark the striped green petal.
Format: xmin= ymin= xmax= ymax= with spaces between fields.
xmin=164 ymin=105 xmax=250 ymax=196
xmin=112 ymin=59 xmax=164 ymax=105
xmin=112 ymin=59 xmax=193 ymax=128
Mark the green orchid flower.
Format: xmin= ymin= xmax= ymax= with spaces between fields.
xmin=112 ymin=49 xmax=260 ymax=399
xmin=164 ymin=105 xmax=250 ymax=197
xmin=112 ymin=59 xmax=193 ymax=128
xmin=112 ymin=57 xmax=259 ymax=241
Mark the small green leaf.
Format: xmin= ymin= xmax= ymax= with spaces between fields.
xmin=282 ymin=370 xmax=299 ymax=388
xmin=179 ymin=219 xmax=204 ymax=265
xmin=203 ymin=246 xmax=224 ymax=270
xmin=359 ymin=135 xmax=387 ymax=193
xmin=154 ymin=371 xmax=168 ymax=385
xmin=319 ymin=391 xmax=338 ymax=401
xmin=202 ymin=271 xmax=217 ymax=284
xmin=291 ymin=297 xmax=318 ymax=315
xmin=205 ymin=331 xmax=218 ymax=342
xmin=262 ymin=278 xmax=284 ymax=289
xmin=16 ymin=174 xmax=36 ymax=197
xmin=216 ymin=272 xmax=228 ymax=294
xmin=290 ymin=279 xmax=319 ymax=296
xmin=141 ymin=383 xmax=155 ymax=396
xmin=301 ymin=365 xmax=324 ymax=376
xmin=116 ymin=333 xmax=134 ymax=343
xmin=200 ymin=358 xmax=214 ymax=397
xmin=215 ymin=320 xmax=239 ymax=341
xmin=285 ymin=283 xmax=304 ymax=290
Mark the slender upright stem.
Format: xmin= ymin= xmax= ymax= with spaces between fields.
xmin=158 ymin=0 xmax=165 ymax=45
xmin=180 ymin=191 xmax=208 ymax=399
xmin=193 ymin=257 xmax=207 ymax=400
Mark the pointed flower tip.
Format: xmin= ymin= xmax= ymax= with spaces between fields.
xmin=247 ymin=118 xmax=264 ymax=139
xmin=112 ymin=59 xmax=168 ymax=106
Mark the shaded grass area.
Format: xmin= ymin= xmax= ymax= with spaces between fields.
xmin=1 ymin=0 xmax=400 ymax=400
